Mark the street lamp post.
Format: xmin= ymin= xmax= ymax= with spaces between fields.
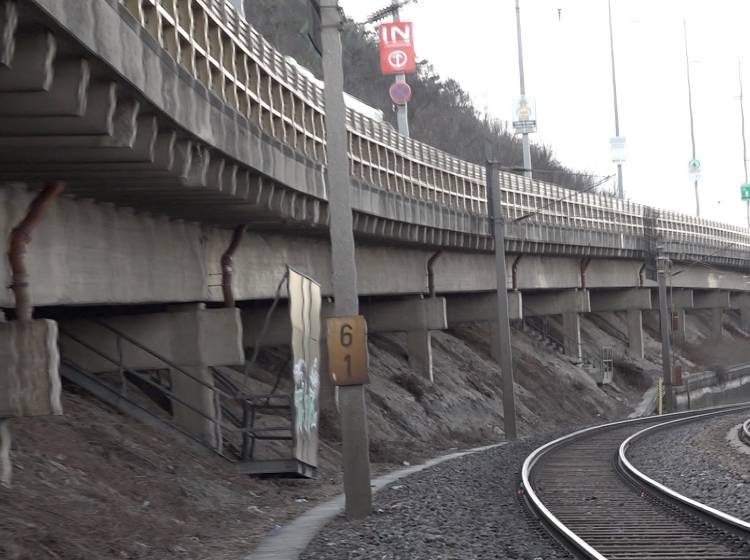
xmin=739 ymin=61 xmax=749 ymax=228
xmin=514 ymin=0 xmax=532 ymax=179
xmin=391 ymin=0 xmax=410 ymax=137
xmin=684 ymin=20 xmax=700 ymax=217
xmin=608 ymin=0 xmax=624 ymax=199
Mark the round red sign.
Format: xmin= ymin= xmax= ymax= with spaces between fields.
xmin=389 ymin=81 xmax=413 ymax=106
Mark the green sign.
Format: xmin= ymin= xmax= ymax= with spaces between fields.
xmin=742 ymin=184 xmax=750 ymax=201
xmin=688 ymin=159 xmax=701 ymax=169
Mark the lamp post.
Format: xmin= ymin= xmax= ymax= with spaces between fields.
xmin=391 ymin=0 xmax=410 ymax=137
xmin=684 ymin=20 xmax=700 ymax=217
xmin=514 ymin=0 xmax=532 ymax=179
xmin=608 ymin=0 xmax=624 ymax=199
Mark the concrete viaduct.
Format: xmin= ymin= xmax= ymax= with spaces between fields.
xmin=1 ymin=0 xmax=749 ymax=452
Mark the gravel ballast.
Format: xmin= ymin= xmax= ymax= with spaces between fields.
xmin=301 ymin=435 xmax=573 ymax=560
xmin=627 ymin=410 xmax=750 ymax=520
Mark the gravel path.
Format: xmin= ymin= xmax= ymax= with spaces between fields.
xmin=300 ymin=435 xmax=573 ymax=560
xmin=627 ymin=410 xmax=750 ymax=520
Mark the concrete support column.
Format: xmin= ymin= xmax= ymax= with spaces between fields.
xmin=489 ymin=323 xmax=501 ymax=362
xmin=742 ymin=308 xmax=750 ymax=333
xmin=711 ymin=307 xmax=724 ymax=340
xmin=406 ymin=330 xmax=433 ymax=382
xmin=562 ymin=311 xmax=582 ymax=362
xmin=166 ymin=304 xmax=217 ymax=447
xmin=626 ymin=309 xmax=644 ymax=359
xmin=674 ymin=309 xmax=687 ymax=340
xmin=362 ymin=297 xmax=445 ymax=382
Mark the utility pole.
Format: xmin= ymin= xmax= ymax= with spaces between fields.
xmin=657 ymin=254 xmax=673 ymax=413
xmin=739 ymin=61 xmax=749 ymax=228
xmin=514 ymin=0 xmax=532 ymax=179
xmin=608 ymin=0 xmax=624 ymax=199
xmin=684 ymin=19 xmax=700 ymax=217
xmin=319 ymin=0 xmax=372 ymax=519
xmin=391 ymin=0 xmax=410 ymax=137
xmin=486 ymin=163 xmax=518 ymax=440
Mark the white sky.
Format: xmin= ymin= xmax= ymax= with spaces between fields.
xmin=340 ymin=0 xmax=750 ymax=228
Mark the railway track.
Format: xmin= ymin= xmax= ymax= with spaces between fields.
xmin=739 ymin=418 xmax=750 ymax=446
xmin=522 ymin=405 xmax=750 ymax=559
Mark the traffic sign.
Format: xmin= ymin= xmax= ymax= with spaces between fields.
xmin=389 ymin=81 xmax=412 ymax=105
xmin=512 ymin=95 xmax=537 ymax=134
xmin=742 ymin=184 xmax=750 ymax=201
xmin=379 ymin=22 xmax=416 ymax=74
xmin=688 ymin=159 xmax=701 ymax=180
xmin=609 ymin=136 xmax=626 ymax=163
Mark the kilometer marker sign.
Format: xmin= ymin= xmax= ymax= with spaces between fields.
xmin=379 ymin=22 xmax=416 ymax=75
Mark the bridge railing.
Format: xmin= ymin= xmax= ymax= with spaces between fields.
xmin=121 ymin=0 xmax=750 ymax=256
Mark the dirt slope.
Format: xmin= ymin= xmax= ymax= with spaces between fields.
xmin=1 ymin=310 xmax=745 ymax=559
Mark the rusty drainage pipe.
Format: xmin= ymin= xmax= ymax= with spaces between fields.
xmin=3 ymin=180 xmax=64 ymax=487
xmin=221 ymin=224 xmax=246 ymax=307
xmin=7 ymin=181 xmax=65 ymax=321
xmin=427 ymin=250 xmax=443 ymax=298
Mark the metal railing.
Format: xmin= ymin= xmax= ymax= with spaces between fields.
xmin=520 ymin=304 xmax=621 ymax=383
xmin=120 ymin=0 xmax=750 ymax=257
xmin=58 ymin=321 xmax=292 ymax=463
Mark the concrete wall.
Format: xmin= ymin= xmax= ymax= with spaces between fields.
xmin=673 ymin=365 xmax=750 ymax=411
xmin=2 ymin=185 xmax=749 ymax=307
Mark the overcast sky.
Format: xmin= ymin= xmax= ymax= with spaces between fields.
xmin=339 ymin=0 xmax=750 ymax=228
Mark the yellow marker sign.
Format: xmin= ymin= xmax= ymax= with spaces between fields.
xmin=326 ymin=316 xmax=369 ymax=386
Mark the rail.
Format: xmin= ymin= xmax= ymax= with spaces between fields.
xmin=620 ymin=411 xmax=750 ymax=531
xmin=740 ymin=418 xmax=750 ymax=445
xmin=119 ymin=0 xmax=750 ymax=259
xmin=522 ymin=404 xmax=750 ymax=559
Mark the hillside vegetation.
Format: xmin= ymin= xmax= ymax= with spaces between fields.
xmin=243 ymin=0 xmax=596 ymax=191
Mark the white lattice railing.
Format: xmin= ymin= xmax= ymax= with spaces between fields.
xmin=121 ymin=0 xmax=750 ymax=254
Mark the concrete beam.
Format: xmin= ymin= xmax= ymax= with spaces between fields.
xmin=445 ymin=291 xmax=522 ymax=326
xmin=730 ymin=293 xmax=750 ymax=309
xmin=693 ymin=290 xmax=731 ymax=309
xmin=563 ymin=311 xmax=582 ymax=361
xmin=668 ymin=289 xmax=694 ymax=309
xmin=243 ymin=297 xmax=448 ymax=348
xmin=360 ymin=298 xmax=447 ymax=333
xmin=589 ymin=288 xmax=652 ymax=312
xmin=523 ymin=289 xmax=590 ymax=317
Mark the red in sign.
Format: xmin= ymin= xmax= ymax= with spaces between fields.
xmin=379 ymin=22 xmax=416 ymax=75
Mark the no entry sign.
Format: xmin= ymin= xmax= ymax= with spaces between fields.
xmin=379 ymin=22 xmax=416 ymax=75
xmin=389 ymin=81 xmax=412 ymax=105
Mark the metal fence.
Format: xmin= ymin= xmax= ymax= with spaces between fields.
xmin=121 ymin=0 xmax=750 ymax=255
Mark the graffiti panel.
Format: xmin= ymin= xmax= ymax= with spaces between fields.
xmin=288 ymin=267 xmax=321 ymax=468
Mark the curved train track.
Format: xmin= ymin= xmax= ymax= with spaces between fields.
xmin=739 ymin=418 xmax=750 ymax=446
xmin=522 ymin=405 xmax=750 ymax=559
